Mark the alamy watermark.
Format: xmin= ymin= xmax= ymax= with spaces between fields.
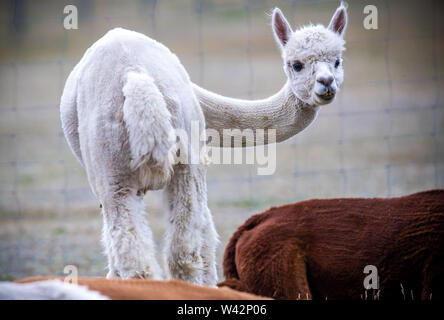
xmin=363 ymin=264 xmax=379 ymax=290
xmin=64 ymin=4 xmax=380 ymax=31
xmin=63 ymin=5 xmax=78 ymax=30
xmin=64 ymin=265 xmax=78 ymax=284
xmin=168 ymin=121 xmax=277 ymax=175
xmin=363 ymin=5 xmax=378 ymax=30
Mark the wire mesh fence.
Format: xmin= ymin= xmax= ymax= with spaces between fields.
xmin=0 ymin=0 xmax=443 ymax=280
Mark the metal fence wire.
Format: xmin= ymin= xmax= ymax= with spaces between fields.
xmin=0 ymin=0 xmax=443 ymax=280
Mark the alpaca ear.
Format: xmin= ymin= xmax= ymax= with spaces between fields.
xmin=272 ymin=8 xmax=293 ymax=49
xmin=328 ymin=1 xmax=348 ymax=37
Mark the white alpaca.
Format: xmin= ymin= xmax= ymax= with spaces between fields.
xmin=0 ymin=280 xmax=108 ymax=300
xmin=60 ymin=3 xmax=348 ymax=285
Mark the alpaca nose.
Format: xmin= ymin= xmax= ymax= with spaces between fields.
xmin=317 ymin=76 xmax=334 ymax=87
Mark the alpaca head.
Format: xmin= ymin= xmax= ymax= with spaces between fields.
xmin=272 ymin=2 xmax=348 ymax=106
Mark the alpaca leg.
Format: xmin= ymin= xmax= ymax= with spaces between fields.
xmin=164 ymin=164 xmax=218 ymax=285
xmin=199 ymin=206 xmax=219 ymax=285
xmin=101 ymin=190 xmax=162 ymax=279
xmin=102 ymin=218 xmax=118 ymax=278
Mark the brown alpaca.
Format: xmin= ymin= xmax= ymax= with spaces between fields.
xmin=218 ymin=190 xmax=444 ymax=300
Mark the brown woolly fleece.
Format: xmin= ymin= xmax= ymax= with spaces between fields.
xmin=16 ymin=277 xmax=268 ymax=300
xmin=218 ymin=190 xmax=444 ymax=300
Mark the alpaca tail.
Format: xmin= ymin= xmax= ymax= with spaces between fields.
xmin=223 ymin=212 xmax=269 ymax=280
xmin=122 ymin=71 xmax=175 ymax=177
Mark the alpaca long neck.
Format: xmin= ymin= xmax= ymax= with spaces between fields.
xmin=192 ymin=81 xmax=319 ymax=147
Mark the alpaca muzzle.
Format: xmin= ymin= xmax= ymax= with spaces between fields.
xmin=317 ymin=88 xmax=335 ymax=100
xmin=314 ymin=86 xmax=336 ymax=105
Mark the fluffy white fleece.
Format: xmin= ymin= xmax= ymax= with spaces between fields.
xmin=61 ymin=26 xmax=216 ymax=284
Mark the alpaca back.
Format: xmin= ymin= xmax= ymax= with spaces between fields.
xmin=62 ymin=27 xmax=200 ymax=196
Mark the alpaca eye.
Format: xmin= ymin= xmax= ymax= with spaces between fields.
xmin=334 ymin=59 xmax=341 ymax=68
xmin=293 ymin=61 xmax=304 ymax=72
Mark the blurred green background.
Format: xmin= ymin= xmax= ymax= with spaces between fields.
xmin=0 ymin=0 xmax=443 ymax=281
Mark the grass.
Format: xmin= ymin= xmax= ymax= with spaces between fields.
xmin=52 ymin=227 xmax=65 ymax=236
xmin=18 ymin=174 xmax=34 ymax=185
xmin=216 ymin=198 xmax=266 ymax=209
xmin=0 ymin=275 xmax=15 ymax=281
